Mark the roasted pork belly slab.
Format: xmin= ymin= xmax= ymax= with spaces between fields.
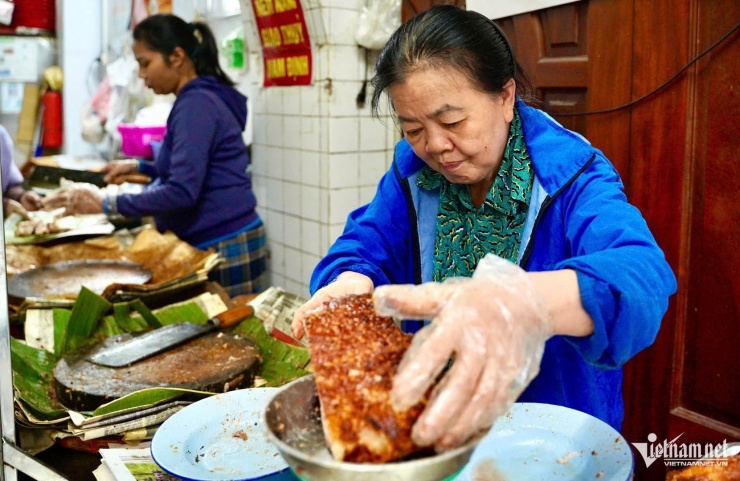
xmin=303 ymin=294 xmax=427 ymax=463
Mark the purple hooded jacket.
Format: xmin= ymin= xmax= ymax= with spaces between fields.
xmin=117 ymin=76 xmax=258 ymax=245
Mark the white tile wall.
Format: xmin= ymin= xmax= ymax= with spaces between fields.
xmin=328 ymin=117 xmax=359 ymax=152
xmin=246 ymin=1 xmax=396 ymax=296
xmin=328 ymin=152 xmax=359 ymax=189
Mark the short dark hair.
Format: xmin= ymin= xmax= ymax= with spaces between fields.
xmin=371 ymin=5 xmax=532 ymax=118
xmin=133 ymin=14 xmax=234 ymax=86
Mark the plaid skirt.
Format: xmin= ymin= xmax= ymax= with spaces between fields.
xmin=208 ymin=223 xmax=268 ymax=297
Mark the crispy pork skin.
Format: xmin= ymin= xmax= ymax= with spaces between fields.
xmin=303 ymin=294 xmax=427 ymax=463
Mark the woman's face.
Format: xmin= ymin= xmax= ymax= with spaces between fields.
xmin=389 ymin=66 xmax=516 ymax=194
xmin=133 ymin=40 xmax=182 ymax=95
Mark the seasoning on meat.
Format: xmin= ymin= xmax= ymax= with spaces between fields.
xmin=303 ymin=294 xmax=428 ymax=463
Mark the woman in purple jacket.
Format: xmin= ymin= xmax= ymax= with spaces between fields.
xmin=45 ymin=15 xmax=265 ymax=296
xmin=291 ymin=5 xmax=676 ymax=452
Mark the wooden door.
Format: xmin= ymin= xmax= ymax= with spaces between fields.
xmin=496 ymin=0 xmax=633 ymax=179
xmin=402 ymin=0 xmax=466 ymax=21
xmin=476 ymin=2 xmax=740 ymax=481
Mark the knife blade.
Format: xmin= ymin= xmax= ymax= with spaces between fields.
xmin=86 ymin=304 xmax=254 ymax=368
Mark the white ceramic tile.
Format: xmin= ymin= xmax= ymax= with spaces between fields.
xmin=253 ymin=87 xmax=268 ymax=112
xmin=359 ymin=151 xmax=388 ymax=185
xmin=252 ymin=114 xmax=268 ymax=145
xmin=300 ymin=85 xmax=321 ymax=117
xmin=328 ymin=8 xmax=361 ymax=46
xmin=301 ymin=220 xmax=321 ymax=256
xmin=283 ymin=115 xmax=302 ymax=150
xmin=284 ymin=247 xmax=303 ymax=282
xmin=328 ymin=152 xmax=359 ymax=188
xmin=271 ymin=273 xmax=287 ymax=291
xmin=250 ymin=144 xmax=267 ymax=176
xmin=283 ymin=149 xmax=303 ymax=183
xmin=283 ymin=87 xmax=302 ymax=116
xmin=283 ymin=183 xmax=302 ymax=217
xmin=267 ymin=87 xmax=285 ymax=115
xmin=329 ymin=117 xmax=359 ymax=153
xmin=265 ymin=209 xmax=284 ymax=244
xmin=315 ymin=45 xmax=331 ymax=81
xmin=329 ymin=222 xmax=346 ymax=246
xmin=360 ymin=116 xmax=391 ymax=152
xmin=266 ymin=178 xmax=285 ymax=213
xmin=318 ymin=116 xmax=331 ymax=154
xmin=327 ymin=80 xmax=365 ymax=117
xmin=252 ymin=181 xmax=268 ymax=210
xmin=265 ymin=146 xmax=285 ymax=179
xmin=300 ymin=151 xmax=321 ymax=186
xmin=300 ymin=117 xmax=320 ymax=152
xmin=387 ymin=121 xmax=402 ymax=150
xmin=270 ymin=243 xmax=286 ymax=277
xmin=318 ymin=187 xmax=331 ymax=224
xmin=301 ymin=185 xmax=321 ymax=221
xmin=329 ymin=187 xmax=360 ymax=224
xmin=301 ymin=252 xmax=321 ymax=284
xmin=265 ymin=114 xmax=284 ymax=147
xmin=321 ymin=0 xmax=363 ymax=8
xmin=328 ymin=46 xmax=363 ymax=81
xmin=285 ymin=279 xmax=310 ymax=299
xmin=284 ymin=216 xmax=302 ymax=250
xmin=359 ymin=186 xmax=376 ymax=206
xmin=305 ymin=5 xmax=327 ymax=46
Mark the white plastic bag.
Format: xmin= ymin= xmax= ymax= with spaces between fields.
xmin=356 ymin=0 xmax=401 ymax=50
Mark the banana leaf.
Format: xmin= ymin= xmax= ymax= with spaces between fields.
xmin=129 ymin=299 xmax=162 ymax=328
xmin=93 ymin=387 xmax=213 ymax=417
xmin=61 ymin=287 xmax=112 ymax=355
xmin=95 ymin=316 xmax=123 ymax=338
xmin=236 ymin=317 xmax=311 ymax=387
xmin=155 ymin=302 xmax=209 ymax=326
xmin=112 ymin=302 xmax=148 ymax=332
xmin=10 ymin=338 xmax=67 ymax=422
xmin=52 ymin=308 xmax=71 ymax=357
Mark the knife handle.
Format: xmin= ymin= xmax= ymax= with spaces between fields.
xmin=212 ymin=304 xmax=255 ymax=328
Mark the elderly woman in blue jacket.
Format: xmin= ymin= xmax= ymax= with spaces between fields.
xmin=291 ymin=5 xmax=677 ymax=452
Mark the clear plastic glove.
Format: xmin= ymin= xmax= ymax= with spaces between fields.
xmin=373 ymin=254 xmax=551 ymax=451
xmin=42 ymin=183 xmax=103 ymax=215
xmin=291 ymin=271 xmax=374 ymax=339
xmin=102 ymin=159 xmax=139 ymax=184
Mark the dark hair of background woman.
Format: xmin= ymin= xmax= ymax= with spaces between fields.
xmin=371 ymin=5 xmax=534 ymax=118
xmin=133 ymin=14 xmax=235 ymax=86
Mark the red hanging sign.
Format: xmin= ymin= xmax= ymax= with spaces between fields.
xmin=251 ymin=0 xmax=313 ymax=87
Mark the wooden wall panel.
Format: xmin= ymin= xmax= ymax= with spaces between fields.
xmin=672 ymin=0 xmax=740 ymax=438
xmin=498 ymin=0 xmax=633 ymax=178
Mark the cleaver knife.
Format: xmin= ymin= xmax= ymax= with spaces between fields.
xmin=87 ymin=304 xmax=254 ymax=368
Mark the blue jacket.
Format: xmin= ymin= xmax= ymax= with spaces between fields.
xmin=117 ymin=76 xmax=258 ymax=246
xmin=310 ymin=100 xmax=677 ymax=431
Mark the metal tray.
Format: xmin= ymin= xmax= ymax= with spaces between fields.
xmin=7 ymin=260 xmax=152 ymax=299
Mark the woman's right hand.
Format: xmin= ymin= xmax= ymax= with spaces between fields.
xmin=102 ymin=159 xmax=139 ymax=184
xmin=291 ymin=271 xmax=374 ymax=339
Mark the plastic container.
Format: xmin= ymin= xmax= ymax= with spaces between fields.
xmin=117 ymin=124 xmax=166 ymax=159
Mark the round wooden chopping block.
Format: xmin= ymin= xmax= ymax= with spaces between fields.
xmin=53 ymin=331 xmax=260 ymax=411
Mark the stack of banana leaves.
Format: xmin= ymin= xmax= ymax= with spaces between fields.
xmin=11 ymin=287 xmax=311 ymax=454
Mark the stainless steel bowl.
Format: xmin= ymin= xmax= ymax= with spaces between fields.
xmin=263 ymin=375 xmax=481 ymax=481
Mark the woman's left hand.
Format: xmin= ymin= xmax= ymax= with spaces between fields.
xmin=42 ymin=187 xmax=103 ymax=215
xmin=19 ymin=191 xmax=43 ymax=211
xmin=373 ymin=254 xmax=551 ymax=451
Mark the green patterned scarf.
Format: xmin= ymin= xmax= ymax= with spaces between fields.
xmin=417 ymin=107 xmax=534 ymax=281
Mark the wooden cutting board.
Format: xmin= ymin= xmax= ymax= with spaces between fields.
xmin=53 ymin=330 xmax=260 ymax=411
